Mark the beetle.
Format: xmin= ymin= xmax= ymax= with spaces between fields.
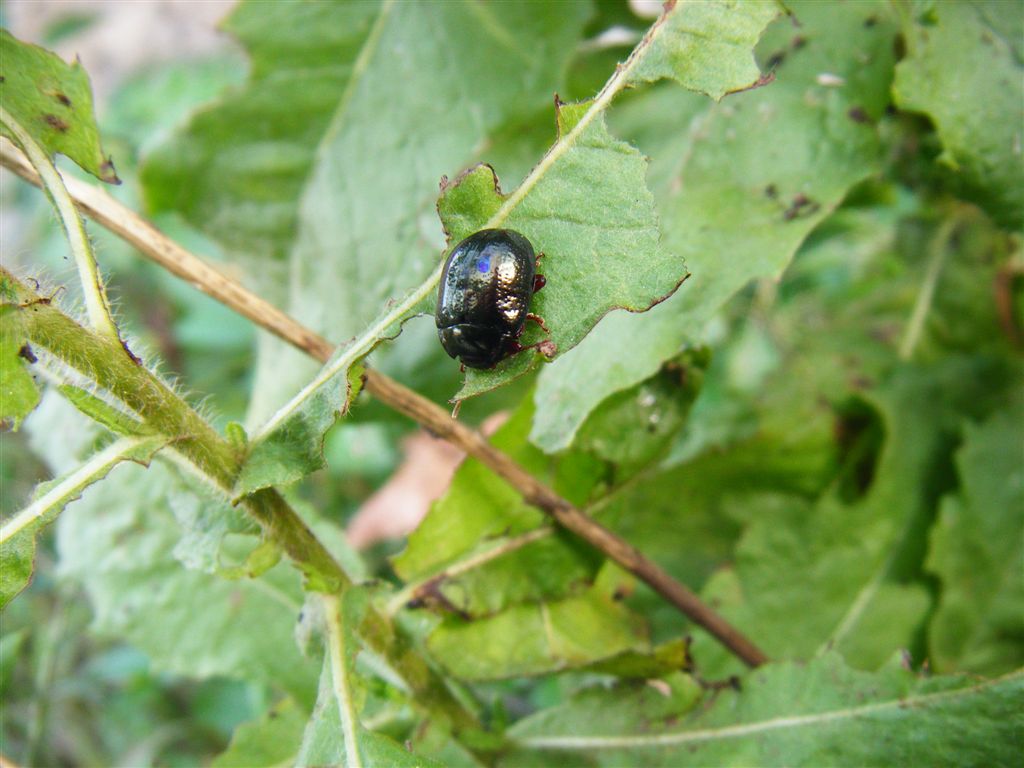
xmin=435 ymin=228 xmax=550 ymax=369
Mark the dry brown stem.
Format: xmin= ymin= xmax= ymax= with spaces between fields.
xmin=1 ymin=140 xmax=768 ymax=667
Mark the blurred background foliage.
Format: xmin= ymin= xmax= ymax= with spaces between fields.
xmin=1 ymin=0 xmax=1021 ymax=765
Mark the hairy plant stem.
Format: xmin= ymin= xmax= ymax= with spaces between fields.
xmin=0 ymin=111 xmax=118 ymax=341
xmin=1 ymin=142 xmax=769 ymax=667
xmin=2 ymin=268 xmax=480 ymax=734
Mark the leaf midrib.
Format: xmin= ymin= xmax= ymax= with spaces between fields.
xmin=516 ymin=668 xmax=1024 ymax=749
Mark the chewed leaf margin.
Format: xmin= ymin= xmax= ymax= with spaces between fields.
xmin=439 ymin=98 xmax=691 ymax=403
xmin=0 ymin=29 xmax=119 ymax=183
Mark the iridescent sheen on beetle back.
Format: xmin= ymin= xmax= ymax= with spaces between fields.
xmin=436 ymin=229 xmax=538 ymax=369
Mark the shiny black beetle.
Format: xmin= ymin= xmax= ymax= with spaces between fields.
xmin=435 ymin=228 xmax=549 ymax=369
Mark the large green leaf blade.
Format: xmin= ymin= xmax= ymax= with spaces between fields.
xmin=504 ymin=654 xmax=1023 ymax=766
xmin=55 ymin=459 xmax=318 ymax=700
xmin=626 ymin=0 xmax=780 ymax=98
xmin=0 ymin=29 xmax=118 ymax=182
xmin=145 ymin=0 xmax=592 ymax=427
xmin=927 ymin=396 xmax=1024 ymax=674
xmin=0 ymin=434 xmax=168 ymax=609
xmin=426 ymin=577 xmax=650 ymax=681
xmin=531 ymin=0 xmax=897 ymax=451
xmin=142 ymin=1 xmax=381 ymax=271
xmin=893 ymin=1 xmax=1024 ymax=229
xmin=691 ymin=362 xmax=993 ymax=676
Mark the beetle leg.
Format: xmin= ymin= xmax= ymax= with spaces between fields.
xmin=508 ymin=338 xmax=557 ymax=359
xmin=526 ymin=313 xmax=550 ymax=334
xmin=533 ymin=274 xmax=546 ymax=293
xmin=459 ymin=362 xmax=466 ymax=373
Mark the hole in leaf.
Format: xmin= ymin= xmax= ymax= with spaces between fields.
xmin=833 ymin=397 xmax=885 ymax=503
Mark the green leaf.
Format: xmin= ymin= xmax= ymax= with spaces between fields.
xmin=444 ymin=108 xmax=684 ymax=399
xmin=893 ymin=1 xmax=1024 ymax=228
xmin=585 ymin=638 xmax=692 ymax=679
xmin=391 ymin=397 xmax=606 ymax=619
xmin=391 ymin=358 xmax=763 ymax=628
xmin=504 ymin=654 xmax=1024 ymax=766
xmin=55 ymin=460 xmax=318 ymax=701
xmin=426 ymin=569 xmax=649 ymax=681
xmin=142 ymin=1 xmax=382 ymax=271
xmin=439 ymin=1 xmax=780 ymax=401
xmin=0 ymin=434 xmax=168 ymax=610
xmin=234 ymin=360 xmax=364 ymax=498
xmin=233 ymin=0 xmax=778 ymax=468
xmin=58 ymin=384 xmax=149 ymax=436
xmin=212 ymin=697 xmax=306 ymax=768
xmin=144 ymin=0 xmax=591 ymax=426
xmin=692 ymin=361 xmax=1001 ymax=675
xmin=297 ymin=592 xmax=442 ymax=768
xmin=927 ymin=394 xmax=1024 ymax=675
xmin=573 ymin=351 xmax=707 ymax=475
xmin=0 ymin=304 xmax=40 ymax=430
xmin=0 ymin=29 xmax=118 ymax=182
xmin=625 ymin=0 xmax=781 ymax=98
xmin=531 ymin=0 xmax=898 ymax=451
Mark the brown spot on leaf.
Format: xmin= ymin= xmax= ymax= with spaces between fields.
xmin=792 ymin=34 xmax=807 ymax=50
xmin=54 ymin=92 xmax=72 ymax=107
xmin=43 ymin=113 xmax=69 ymax=132
xmin=847 ymin=106 xmax=870 ymax=123
xmin=782 ymin=193 xmax=819 ymax=221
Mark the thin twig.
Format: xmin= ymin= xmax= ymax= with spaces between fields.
xmin=1 ymin=141 xmax=769 ymax=667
